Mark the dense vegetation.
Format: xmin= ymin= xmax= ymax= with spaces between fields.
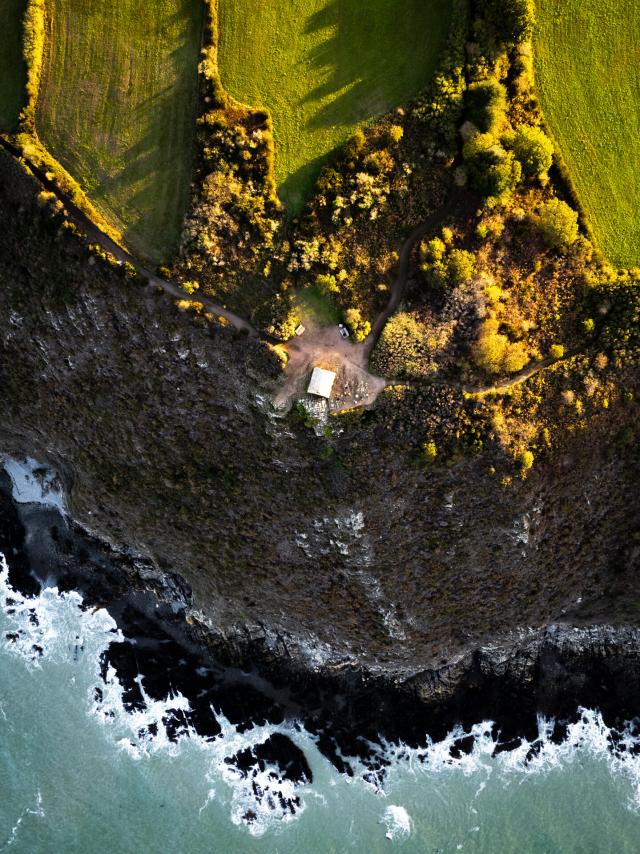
xmin=5 ymin=0 xmax=640 ymax=486
xmin=217 ymin=0 xmax=452 ymax=211
xmin=535 ymin=0 xmax=640 ymax=267
xmin=36 ymin=0 xmax=204 ymax=261
xmin=0 ymin=0 xmax=28 ymax=131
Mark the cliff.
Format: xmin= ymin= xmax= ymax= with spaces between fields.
xmin=2 ymin=147 xmax=640 ymax=708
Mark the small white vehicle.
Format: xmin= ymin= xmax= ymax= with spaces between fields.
xmin=338 ymin=323 xmax=350 ymax=339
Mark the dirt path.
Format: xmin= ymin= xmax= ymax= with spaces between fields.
xmin=0 ymin=136 xmax=261 ymax=338
xmin=362 ymin=192 xmax=466 ymax=359
xmin=9 ymin=139 xmax=536 ymax=409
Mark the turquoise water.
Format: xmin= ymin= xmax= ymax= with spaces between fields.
xmin=2 ymin=554 xmax=640 ymax=853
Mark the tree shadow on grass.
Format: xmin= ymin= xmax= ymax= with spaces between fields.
xmin=278 ymin=152 xmax=333 ymax=213
xmin=301 ymin=0 xmax=449 ymax=130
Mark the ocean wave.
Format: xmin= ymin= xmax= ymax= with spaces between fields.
xmin=3 ymin=548 xmax=640 ymax=842
xmin=0 ymin=552 xmax=312 ymax=837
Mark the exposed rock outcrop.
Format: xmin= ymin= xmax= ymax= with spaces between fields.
xmin=1 ymin=148 xmax=640 ymax=718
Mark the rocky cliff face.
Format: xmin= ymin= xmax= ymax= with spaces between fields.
xmin=2 ymin=149 xmax=640 ymax=701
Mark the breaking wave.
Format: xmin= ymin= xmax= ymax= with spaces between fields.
xmin=3 ymin=547 xmax=640 ymax=846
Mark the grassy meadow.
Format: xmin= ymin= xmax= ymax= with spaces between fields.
xmin=0 ymin=0 xmax=28 ymax=132
xmin=36 ymin=0 xmax=204 ymax=262
xmin=535 ymin=0 xmax=640 ymax=268
xmin=218 ymin=0 xmax=452 ymax=211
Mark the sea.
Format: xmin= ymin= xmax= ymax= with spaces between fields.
xmin=2 ymin=460 xmax=640 ymax=853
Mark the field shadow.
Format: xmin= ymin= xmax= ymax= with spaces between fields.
xmin=301 ymin=0 xmax=445 ymax=130
xmin=278 ymin=152 xmax=331 ymax=211
xmin=91 ymin=0 xmax=203 ymax=260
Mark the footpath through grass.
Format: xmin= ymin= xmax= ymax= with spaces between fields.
xmin=37 ymin=0 xmax=204 ymax=262
xmin=218 ymin=0 xmax=452 ymax=212
xmin=0 ymin=0 xmax=28 ymax=132
xmin=535 ymin=0 xmax=640 ymax=268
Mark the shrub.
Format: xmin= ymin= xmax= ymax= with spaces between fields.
xmin=315 ymin=273 xmax=340 ymax=297
xmin=511 ymin=125 xmax=554 ymax=178
xmin=464 ymin=133 xmax=522 ymax=199
xmin=372 ymin=313 xmax=431 ymax=377
xmin=388 ymin=125 xmax=404 ymax=144
xmin=344 ymin=307 xmax=371 ymax=342
xmin=343 ymin=129 xmax=366 ymax=162
xmin=537 ymin=199 xmax=579 ymax=251
xmin=502 ymin=341 xmax=529 ymax=372
xmin=421 ymin=237 xmax=446 ymax=264
xmin=471 ymin=318 xmax=529 ymax=374
xmin=21 ymin=0 xmax=46 ymax=131
xmin=519 ymin=449 xmax=535 ymax=473
xmin=364 ymin=149 xmax=395 ymax=175
xmin=471 ymin=318 xmax=508 ymax=373
xmin=549 ymin=343 xmax=565 ymax=359
xmin=422 ymin=440 xmax=438 ymax=463
xmin=446 ymin=249 xmax=476 ymax=286
xmin=465 ymin=80 xmax=507 ymax=134
xmin=482 ymin=0 xmax=535 ymax=45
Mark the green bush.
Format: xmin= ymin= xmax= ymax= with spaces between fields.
xmin=471 ymin=318 xmax=529 ymax=374
xmin=511 ymin=125 xmax=554 ymax=178
xmin=537 ymin=199 xmax=579 ymax=251
xmin=446 ymin=249 xmax=476 ymax=286
xmin=464 ymin=133 xmax=522 ymax=199
xmin=465 ymin=80 xmax=507 ymax=134
xmin=482 ymin=0 xmax=535 ymax=44
xmin=344 ymin=307 xmax=371 ymax=342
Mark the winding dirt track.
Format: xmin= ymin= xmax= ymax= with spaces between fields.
xmin=2 ymin=140 xmax=561 ymax=399
xmin=363 ymin=192 xmax=465 ymax=359
xmin=0 ymin=137 xmax=261 ymax=338
xmin=1 ymin=134 xmax=461 ymax=357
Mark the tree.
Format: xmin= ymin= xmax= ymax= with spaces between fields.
xmin=463 ymin=133 xmax=522 ymax=199
xmin=465 ymin=80 xmax=507 ymax=134
xmin=483 ymin=0 xmax=535 ymax=44
xmin=537 ymin=199 xmax=579 ymax=251
xmin=471 ymin=318 xmax=529 ymax=374
xmin=446 ymin=249 xmax=476 ymax=286
xmin=344 ymin=308 xmax=371 ymax=342
xmin=512 ymin=125 xmax=554 ymax=179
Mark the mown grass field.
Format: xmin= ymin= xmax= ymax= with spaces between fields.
xmin=36 ymin=0 xmax=204 ymax=262
xmin=218 ymin=0 xmax=452 ymax=211
xmin=535 ymin=0 xmax=640 ymax=268
xmin=0 ymin=0 xmax=28 ymax=132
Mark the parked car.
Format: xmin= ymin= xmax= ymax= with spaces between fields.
xmin=338 ymin=323 xmax=350 ymax=339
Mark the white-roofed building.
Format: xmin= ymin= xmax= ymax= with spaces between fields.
xmin=307 ymin=367 xmax=336 ymax=399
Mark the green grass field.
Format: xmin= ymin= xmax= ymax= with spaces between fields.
xmin=218 ymin=0 xmax=452 ymax=211
xmin=535 ymin=0 xmax=640 ymax=268
xmin=0 ymin=0 xmax=28 ymax=132
xmin=36 ymin=0 xmax=204 ymax=262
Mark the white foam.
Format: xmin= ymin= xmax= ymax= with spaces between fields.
xmin=3 ymin=790 xmax=45 ymax=848
xmin=382 ymin=804 xmax=412 ymax=841
xmin=2 ymin=457 xmax=67 ymax=514
xmin=0 ymin=552 xmax=312 ymax=837
xmin=4 ymin=548 xmax=640 ymax=837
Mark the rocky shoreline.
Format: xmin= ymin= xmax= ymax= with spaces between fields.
xmin=2 ymin=464 xmax=640 ymax=789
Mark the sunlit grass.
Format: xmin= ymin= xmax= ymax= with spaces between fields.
xmin=218 ymin=0 xmax=452 ymax=211
xmin=536 ymin=0 xmax=640 ymax=267
xmin=36 ymin=0 xmax=204 ymax=262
